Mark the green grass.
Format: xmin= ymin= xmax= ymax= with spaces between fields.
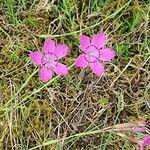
xmin=0 ymin=0 xmax=150 ymax=149
xmin=4 ymin=0 xmax=20 ymax=25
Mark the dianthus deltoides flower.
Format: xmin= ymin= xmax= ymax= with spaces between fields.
xmin=75 ymin=32 xmax=115 ymax=76
xmin=124 ymin=135 xmax=150 ymax=150
xmin=140 ymin=135 xmax=150 ymax=150
xmin=29 ymin=39 xmax=69 ymax=82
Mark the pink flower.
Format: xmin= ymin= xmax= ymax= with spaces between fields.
xmin=29 ymin=39 xmax=69 ymax=82
xmin=75 ymin=32 xmax=115 ymax=76
xmin=123 ymin=135 xmax=150 ymax=150
xmin=139 ymin=135 xmax=150 ymax=150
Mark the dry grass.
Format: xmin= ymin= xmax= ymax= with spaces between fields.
xmin=0 ymin=0 xmax=150 ymax=149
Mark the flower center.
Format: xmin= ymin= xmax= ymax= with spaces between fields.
xmin=42 ymin=53 xmax=57 ymax=64
xmin=84 ymin=45 xmax=99 ymax=63
xmin=87 ymin=45 xmax=99 ymax=57
xmin=88 ymin=50 xmax=99 ymax=57
xmin=42 ymin=53 xmax=58 ymax=69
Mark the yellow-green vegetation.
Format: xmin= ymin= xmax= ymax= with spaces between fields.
xmin=0 ymin=0 xmax=150 ymax=149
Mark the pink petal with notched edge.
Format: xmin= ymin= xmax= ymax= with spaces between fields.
xmin=143 ymin=135 xmax=150 ymax=146
xmin=29 ymin=51 xmax=43 ymax=65
xmin=91 ymin=32 xmax=107 ymax=49
xmin=53 ymin=63 xmax=68 ymax=76
xmin=99 ymin=48 xmax=115 ymax=61
xmin=43 ymin=39 xmax=56 ymax=54
xmin=75 ymin=54 xmax=88 ymax=68
xmin=89 ymin=59 xmax=104 ymax=76
xmin=80 ymin=35 xmax=91 ymax=52
xmin=55 ymin=44 xmax=69 ymax=59
xmin=39 ymin=67 xmax=52 ymax=82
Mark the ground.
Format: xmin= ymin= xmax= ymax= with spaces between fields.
xmin=0 ymin=0 xmax=150 ymax=149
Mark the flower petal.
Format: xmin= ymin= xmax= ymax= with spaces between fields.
xmin=89 ymin=59 xmax=104 ymax=76
xmin=53 ymin=63 xmax=68 ymax=76
xmin=39 ymin=67 xmax=52 ymax=82
xmin=43 ymin=39 xmax=56 ymax=54
xmin=91 ymin=32 xmax=107 ymax=49
xmin=29 ymin=51 xmax=43 ymax=65
xmin=55 ymin=44 xmax=69 ymax=59
xmin=80 ymin=35 xmax=91 ymax=52
xmin=75 ymin=54 xmax=88 ymax=68
xmin=131 ymin=127 xmax=146 ymax=133
xmin=144 ymin=135 xmax=150 ymax=146
xmin=99 ymin=48 xmax=115 ymax=61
